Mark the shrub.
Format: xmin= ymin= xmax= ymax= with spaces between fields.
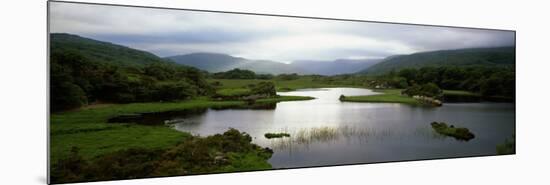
xmin=50 ymin=129 xmax=273 ymax=184
xmin=430 ymin=122 xmax=475 ymax=141
xmin=250 ymin=82 xmax=276 ymax=97
xmin=402 ymin=83 xmax=443 ymax=100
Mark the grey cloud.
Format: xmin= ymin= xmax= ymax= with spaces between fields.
xmin=49 ymin=1 xmax=515 ymax=62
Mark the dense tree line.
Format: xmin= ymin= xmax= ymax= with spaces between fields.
xmin=212 ymin=68 xmax=274 ymax=79
xmin=51 ymin=50 xmax=212 ymax=111
xmin=382 ymin=66 xmax=515 ymax=98
xmin=275 ymin=73 xmax=300 ymax=80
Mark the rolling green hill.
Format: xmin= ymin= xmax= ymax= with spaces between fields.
xmin=50 ymin=33 xmax=166 ymax=66
xmin=358 ymin=47 xmax=515 ymax=75
xmin=49 ymin=33 xmax=212 ymax=111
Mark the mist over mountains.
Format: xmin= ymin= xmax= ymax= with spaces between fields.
xmin=166 ymin=53 xmax=382 ymax=75
xmin=52 ymin=33 xmax=515 ymax=76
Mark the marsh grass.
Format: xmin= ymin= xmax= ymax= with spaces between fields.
xmin=266 ymin=125 xmax=447 ymax=150
xmin=496 ymin=135 xmax=515 ymax=155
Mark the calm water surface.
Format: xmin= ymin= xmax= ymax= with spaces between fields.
xmin=171 ymin=88 xmax=515 ymax=168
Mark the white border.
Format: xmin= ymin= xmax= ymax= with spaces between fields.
xmin=2 ymin=0 xmax=549 ymax=184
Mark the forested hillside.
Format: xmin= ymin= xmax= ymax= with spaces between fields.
xmin=359 ymin=47 xmax=515 ymax=75
xmin=51 ymin=33 xmax=166 ymax=66
xmin=50 ymin=33 xmax=211 ymax=111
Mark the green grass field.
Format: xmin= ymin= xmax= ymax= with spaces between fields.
xmin=216 ymin=88 xmax=252 ymax=96
xmin=50 ymin=96 xmax=311 ymax=163
xmin=340 ymin=89 xmax=422 ymax=105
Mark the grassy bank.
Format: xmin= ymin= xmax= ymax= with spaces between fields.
xmin=340 ymin=89 xmax=479 ymax=105
xmin=257 ymin=95 xmax=315 ymax=103
xmin=340 ymin=89 xmax=422 ymax=105
xmin=51 ymin=128 xmax=273 ymax=184
xmin=50 ymin=96 xmax=311 ymax=163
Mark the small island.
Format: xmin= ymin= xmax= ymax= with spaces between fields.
xmin=431 ymin=122 xmax=475 ymax=141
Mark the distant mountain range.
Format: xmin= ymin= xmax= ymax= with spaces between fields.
xmin=51 ymin=33 xmax=515 ymax=76
xmin=166 ymin=53 xmax=382 ymax=75
xmin=165 ymin=53 xmax=303 ymax=74
xmin=358 ymin=47 xmax=515 ymax=75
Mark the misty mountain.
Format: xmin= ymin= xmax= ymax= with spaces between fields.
xmin=358 ymin=47 xmax=515 ymax=75
xmin=289 ymin=59 xmax=382 ymax=75
xmin=166 ymin=53 xmax=385 ymax=75
xmin=166 ymin=53 xmax=303 ymax=74
xmin=165 ymin=53 xmax=246 ymax=72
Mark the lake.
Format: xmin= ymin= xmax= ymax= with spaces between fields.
xmin=170 ymin=88 xmax=515 ymax=168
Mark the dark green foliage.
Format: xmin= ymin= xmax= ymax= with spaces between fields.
xmin=212 ymin=68 xmax=275 ymax=79
xmin=496 ymin=136 xmax=516 ymax=155
xmin=206 ymin=128 xmax=255 ymax=153
xmin=50 ymin=129 xmax=273 ymax=184
xmin=51 ymin=81 xmax=88 ymax=111
xmin=51 ymin=33 xmax=165 ymax=66
xmin=402 ymin=83 xmax=443 ymax=99
xmin=255 ymin=74 xmax=274 ymax=80
xmin=359 ymin=47 xmax=515 ymax=75
xmin=154 ymin=81 xmax=198 ymax=101
xmin=480 ymin=71 xmax=515 ymax=97
xmin=386 ymin=66 xmax=514 ymax=99
xmin=430 ymin=122 xmax=475 ymax=141
xmin=213 ymin=68 xmax=257 ymax=79
xmin=276 ymin=73 xmax=300 ymax=80
xmin=264 ymin=132 xmax=291 ymax=139
xmin=250 ymin=82 xmax=276 ymax=96
xmin=50 ymin=147 xmax=89 ymax=183
xmin=50 ymin=34 xmax=212 ymax=111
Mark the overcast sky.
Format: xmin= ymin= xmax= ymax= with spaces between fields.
xmin=50 ymin=2 xmax=515 ymax=63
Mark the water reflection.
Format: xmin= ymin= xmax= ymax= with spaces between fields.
xmin=111 ymin=88 xmax=515 ymax=168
